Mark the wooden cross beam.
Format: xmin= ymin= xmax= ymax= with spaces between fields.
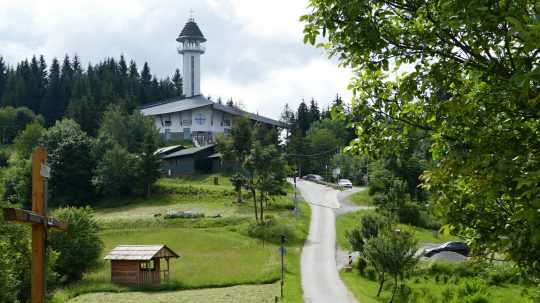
xmin=2 ymin=147 xmax=68 ymax=303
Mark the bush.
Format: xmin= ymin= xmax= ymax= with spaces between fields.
xmin=94 ymin=144 xmax=140 ymax=197
xmin=396 ymin=202 xmax=422 ymax=226
xmin=41 ymin=119 xmax=94 ymax=206
xmin=0 ymin=150 xmax=9 ymax=167
xmin=1 ymin=159 xmax=31 ymax=207
xmin=356 ymin=257 xmax=368 ymax=275
xmin=244 ymin=216 xmax=294 ymax=244
xmin=364 ymin=266 xmax=377 ymax=281
xmin=49 ymin=207 xmax=103 ymax=282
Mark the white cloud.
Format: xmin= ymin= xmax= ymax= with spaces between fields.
xmin=0 ymin=0 xmax=352 ymax=119
xmin=204 ymin=58 xmax=352 ymax=119
xmin=206 ymin=0 xmax=308 ymax=39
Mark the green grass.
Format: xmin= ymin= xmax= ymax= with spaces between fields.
xmin=54 ymin=175 xmax=309 ymax=303
xmin=340 ymin=269 xmax=538 ymax=303
xmin=348 ymin=188 xmax=373 ymax=206
xmin=65 ymin=283 xmax=279 ymax=303
xmin=336 ymin=209 xmax=458 ymax=251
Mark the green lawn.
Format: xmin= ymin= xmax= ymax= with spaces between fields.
xmin=66 ymin=283 xmax=279 ymax=303
xmin=340 ymin=269 xmax=537 ymax=303
xmin=348 ymin=188 xmax=373 ymax=206
xmin=336 ymin=210 xmax=458 ymax=251
xmin=54 ymin=175 xmax=309 ymax=303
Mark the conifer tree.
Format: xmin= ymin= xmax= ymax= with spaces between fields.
xmin=172 ymin=68 xmax=183 ymax=97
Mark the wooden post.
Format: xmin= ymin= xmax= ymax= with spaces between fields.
xmin=31 ymin=147 xmax=46 ymax=303
xmin=2 ymin=147 xmax=67 ymax=303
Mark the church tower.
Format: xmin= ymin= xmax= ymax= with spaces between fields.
xmin=177 ymin=16 xmax=206 ymax=97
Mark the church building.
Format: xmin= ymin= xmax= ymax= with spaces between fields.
xmin=141 ymin=17 xmax=283 ymax=146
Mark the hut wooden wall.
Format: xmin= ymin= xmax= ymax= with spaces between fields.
xmin=111 ymin=260 xmax=140 ymax=284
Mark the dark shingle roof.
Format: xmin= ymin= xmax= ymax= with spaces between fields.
xmin=177 ymin=19 xmax=206 ymax=43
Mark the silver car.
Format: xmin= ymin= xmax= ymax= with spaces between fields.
xmin=338 ymin=179 xmax=353 ymax=189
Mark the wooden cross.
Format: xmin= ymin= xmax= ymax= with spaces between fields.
xmin=2 ymin=147 xmax=68 ymax=303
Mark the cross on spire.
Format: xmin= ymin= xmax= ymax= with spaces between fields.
xmin=189 ymin=9 xmax=195 ymax=21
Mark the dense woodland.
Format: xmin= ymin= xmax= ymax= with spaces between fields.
xmin=0 ymin=55 xmax=182 ymax=134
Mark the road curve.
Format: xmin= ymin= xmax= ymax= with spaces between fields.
xmin=296 ymin=180 xmax=357 ymax=303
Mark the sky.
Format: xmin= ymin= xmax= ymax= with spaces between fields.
xmin=0 ymin=0 xmax=353 ymax=119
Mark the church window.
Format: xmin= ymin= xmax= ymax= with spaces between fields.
xmin=191 ymin=56 xmax=195 ymax=95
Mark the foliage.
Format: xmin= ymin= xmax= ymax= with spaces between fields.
xmin=230 ymin=173 xmax=246 ymax=203
xmin=363 ymin=230 xmax=419 ymax=301
xmin=303 ymin=0 xmax=540 ymax=278
xmin=346 ymin=213 xmax=386 ymax=252
xmin=0 ymin=212 xmax=31 ymax=303
xmin=245 ymin=142 xmax=289 ymax=222
xmin=41 ymin=119 xmax=95 ymax=206
xmin=1 ymin=158 xmax=31 ymax=207
xmin=13 ymin=120 xmax=45 ymax=158
xmin=244 ymin=215 xmax=295 ymax=244
xmin=50 ymin=207 xmax=103 ymax=282
xmin=0 ymin=106 xmax=41 ymax=144
xmin=94 ymin=144 xmax=140 ymax=197
xmin=331 ymin=152 xmax=368 ymax=185
xmin=0 ymin=54 xmax=178 ymax=127
xmin=93 ymin=106 xmax=161 ymax=198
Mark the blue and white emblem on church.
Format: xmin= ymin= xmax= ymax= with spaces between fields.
xmin=195 ymin=113 xmax=206 ymax=125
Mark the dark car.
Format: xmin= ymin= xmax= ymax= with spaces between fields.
xmin=423 ymin=241 xmax=469 ymax=257
xmin=303 ymin=174 xmax=323 ymax=182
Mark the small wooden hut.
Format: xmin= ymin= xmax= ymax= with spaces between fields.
xmin=104 ymin=245 xmax=180 ymax=285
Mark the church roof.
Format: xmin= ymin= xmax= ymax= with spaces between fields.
xmin=140 ymin=95 xmax=285 ymax=127
xmin=177 ymin=19 xmax=206 ymax=43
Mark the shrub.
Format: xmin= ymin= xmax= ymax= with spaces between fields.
xmin=396 ymin=202 xmax=422 ymax=226
xmin=1 ymin=158 xmax=31 ymax=207
xmin=244 ymin=217 xmax=294 ymax=244
xmin=364 ymin=266 xmax=377 ymax=281
xmin=49 ymin=207 xmax=103 ymax=282
xmin=0 ymin=150 xmax=9 ymax=167
xmin=41 ymin=119 xmax=94 ymax=206
xmin=356 ymin=257 xmax=368 ymax=275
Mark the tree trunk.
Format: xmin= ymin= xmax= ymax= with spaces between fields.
xmin=389 ymin=276 xmax=398 ymax=303
xmin=236 ymin=187 xmax=243 ymax=203
xmin=251 ymin=188 xmax=258 ymax=222
xmin=259 ymin=192 xmax=264 ymax=222
xmin=376 ymin=273 xmax=385 ymax=297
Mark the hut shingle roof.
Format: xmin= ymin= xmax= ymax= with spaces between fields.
xmin=104 ymin=245 xmax=180 ymax=261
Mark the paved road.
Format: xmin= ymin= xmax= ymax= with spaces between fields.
xmin=296 ymin=180 xmax=357 ymax=303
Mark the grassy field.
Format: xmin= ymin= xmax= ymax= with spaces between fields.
xmin=67 ymin=283 xmax=279 ymax=303
xmin=53 ymin=175 xmax=310 ymax=303
xmin=340 ymin=268 xmax=538 ymax=303
xmin=348 ymin=188 xmax=373 ymax=206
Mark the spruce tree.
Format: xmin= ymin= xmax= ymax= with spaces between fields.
xmin=172 ymin=68 xmax=183 ymax=97
xmin=0 ymin=57 xmax=6 ymax=104
xmin=308 ymin=98 xmax=320 ymax=124
xmin=296 ymin=100 xmax=310 ymax=136
xmin=42 ymin=58 xmax=62 ymax=125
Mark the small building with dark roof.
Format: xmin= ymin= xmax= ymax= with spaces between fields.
xmin=104 ymin=245 xmax=180 ymax=285
xmin=160 ymin=144 xmax=218 ymax=176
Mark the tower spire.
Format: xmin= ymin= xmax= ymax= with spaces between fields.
xmin=177 ymin=16 xmax=206 ymax=97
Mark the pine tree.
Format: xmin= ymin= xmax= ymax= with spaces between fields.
xmin=42 ymin=58 xmax=62 ymax=125
xmin=296 ymin=100 xmax=310 ymax=136
xmin=308 ymin=98 xmax=320 ymax=124
xmin=172 ymin=68 xmax=183 ymax=97
xmin=140 ymin=62 xmax=152 ymax=104
xmin=0 ymin=57 xmax=6 ymax=104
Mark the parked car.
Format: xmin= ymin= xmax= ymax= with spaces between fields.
xmin=423 ymin=241 xmax=469 ymax=257
xmin=303 ymin=174 xmax=323 ymax=182
xmin=338 ymin=179 xmax=353 ymax=189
